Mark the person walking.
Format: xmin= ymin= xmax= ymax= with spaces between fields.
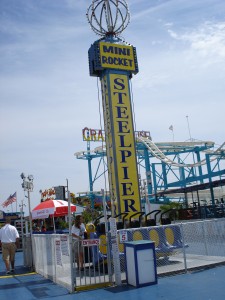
xmin=71 ymin=215 xmax=86 ymax=271
xmin=0 ymin=217 xmax=20 ymax=275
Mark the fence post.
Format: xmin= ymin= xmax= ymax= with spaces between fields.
xmin=180 ymin=223 xmax=187 ymax=273
xmin=202 ymin=220 xmax=209 ymax=256
xmin=109 ymin=218 xmax=121 ymax=285
xmin=68 ymin=190 xmax=75 ymax=293
xmin=102 ymin=189 xmax=114 ymax=284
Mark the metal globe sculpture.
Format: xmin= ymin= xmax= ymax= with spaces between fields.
xmin=86 ymin=0 xmax=130 ymax=37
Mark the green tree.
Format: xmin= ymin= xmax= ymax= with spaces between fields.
xmin=160 ymin=202 xmax=182 ymax=221
xmin=81 ymin=208 xmax=101 ymax=224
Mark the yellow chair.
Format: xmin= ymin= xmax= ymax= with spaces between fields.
xmin=133 ymin=230 xmax=144 ymax=241
xmin=149 ymin=229 xmax=160 ymax=248
xmin=99 ymin=234 xmax=107 ymax=255
xmin=164 ymin=227 xmax=175 ymax=245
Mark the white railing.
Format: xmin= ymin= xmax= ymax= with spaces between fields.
xmin=23 ymin=218 xmax=225 ymax=292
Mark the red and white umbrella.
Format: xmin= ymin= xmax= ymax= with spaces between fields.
xmin=32 ymin=200 xmax=76 ymax=220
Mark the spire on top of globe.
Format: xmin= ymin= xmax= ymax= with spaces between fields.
xmin=86 ymin=0 xmax=130 ymax=37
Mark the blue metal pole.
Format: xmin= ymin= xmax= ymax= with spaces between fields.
xmin=206 ymin=154 xmax=215 ymax=206
xmin=152 ymin=163 xmax=158 ymax=202
xmin=87 ymin=141 xmax=94 ymax=208
xmin=143 ymin=147 xmax=152 ymax=203
xmin=196 ymin=150 xmax=204 ymax=184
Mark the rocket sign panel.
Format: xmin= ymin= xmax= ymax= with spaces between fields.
xmin=99 ymin=42 xmax=138 ymax=72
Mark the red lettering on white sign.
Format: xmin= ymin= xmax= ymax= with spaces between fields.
xmin=82 ymin=239 xmax=100 ymax=247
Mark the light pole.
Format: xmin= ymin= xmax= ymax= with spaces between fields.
xmin=19 ymin=199 xmax=26 ymax=250
xmin=20 ymin=173 xmax=34 ymax=269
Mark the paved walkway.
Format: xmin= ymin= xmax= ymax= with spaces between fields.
xmin=0 ymin=252 xmax=225 ymax=299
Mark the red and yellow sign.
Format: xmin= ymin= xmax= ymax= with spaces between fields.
xmin=82 ymin=127 xmax=105 ymax=142
xmin=82 ymin=127 xmax=150 ymax=142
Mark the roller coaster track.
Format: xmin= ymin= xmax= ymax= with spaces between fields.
xmin=136 ymin=137 xmax=225 ymax=168
xmin=75 ymin=138 xmax=225 ymax=168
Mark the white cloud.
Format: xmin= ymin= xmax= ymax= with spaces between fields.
xmin=168 ymin=22 xmax=225 ymax=64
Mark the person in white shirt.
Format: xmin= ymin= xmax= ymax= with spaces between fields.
xmin=0 ymin=217 xmax=20 ymax=275
xmin=71 ymin=215 xmax=86 ymax=270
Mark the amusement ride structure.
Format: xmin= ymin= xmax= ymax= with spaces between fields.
xmin=75 ymin=0 xmax=225 ymax=214
xmin=75 ymin=131 xmax=225 ymax=207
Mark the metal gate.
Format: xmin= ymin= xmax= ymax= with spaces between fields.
xmin=72 ymin=233 xmax=113 ymax=291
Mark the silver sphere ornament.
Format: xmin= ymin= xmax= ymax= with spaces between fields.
xmin=86 ymin=0 xmax=130 ymax=37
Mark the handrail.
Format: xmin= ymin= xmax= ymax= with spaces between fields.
xmin=145 ymin=209 xmax=161 ymax=223
xmin=160 ymin=209 xmax=177 ymax=222
xmin=113 ymin=212 xmax=129 ymax=223
xmin=129 ymin=211 xmax=145 ymax=225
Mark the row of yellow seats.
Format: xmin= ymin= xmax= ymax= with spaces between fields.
xmin=98 ymin=225 xmax=184 ymax=256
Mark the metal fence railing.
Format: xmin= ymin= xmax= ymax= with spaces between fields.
xmin=32 ymin=234 xmax=73 ymax=292
xmin=24 ymin=233 xmax=113 ymax=292
xmin=23 ymin=218 xmax=225 ymax=292
xmin=72 ymin=238 xmax=112 ymax=290
xmin=117 ymin=219 xmax=225 ymax=279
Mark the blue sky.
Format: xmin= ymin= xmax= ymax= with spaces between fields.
xmin=0 ymin=0 xmax=225 ymax=215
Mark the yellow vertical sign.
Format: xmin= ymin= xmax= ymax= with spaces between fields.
xmin=108 ymin=73 xmax=141 ymax=216
xmin=101 ymin=75 xmax=117 ymax=214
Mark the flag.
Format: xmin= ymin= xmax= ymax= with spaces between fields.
xmin=169 ymin=125 xmax=173 ymax=131
xmin=1 ymin=192 xmax=17 ymax=208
